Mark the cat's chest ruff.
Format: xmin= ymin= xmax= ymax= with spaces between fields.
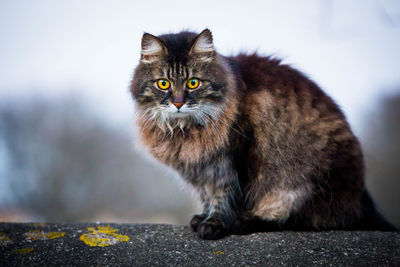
xmin=139 ymin=120 xmax=230 ymax=165
xmin=138 ymin=99 xmax=238 ymax=166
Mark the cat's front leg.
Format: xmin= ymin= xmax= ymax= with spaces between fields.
xmin=193 ymin=161 xmax=241 ymax=239
xmin=190 ymin=190 xmax=211 ymax=232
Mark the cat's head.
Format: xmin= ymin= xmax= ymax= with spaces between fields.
xmin=131 ymin=29 xmax=235 ymax=131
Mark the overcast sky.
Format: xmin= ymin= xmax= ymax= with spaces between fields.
xmin=0 ymin=0 xmax=399 ymax=131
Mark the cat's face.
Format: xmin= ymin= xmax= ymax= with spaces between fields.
xmin=131 ymin=29 xmax=233 ymax=130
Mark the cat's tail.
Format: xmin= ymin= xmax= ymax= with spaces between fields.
xmin=358 ymin=190 xmax=398 ymax=231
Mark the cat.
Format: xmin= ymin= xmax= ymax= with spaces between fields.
xmin=130 ymin=29 xmax=396 ymax=239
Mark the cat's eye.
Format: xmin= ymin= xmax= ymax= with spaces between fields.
xmin=157 ymin=79 xmax=170 ymax=90
xmin=187 ymin=78 xmax=200 ymax=89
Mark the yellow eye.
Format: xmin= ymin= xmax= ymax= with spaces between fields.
xmin=187 ymin=78 xmax=200 ymax=89
xmin=157 ymin=79 xmax=170 ymax=90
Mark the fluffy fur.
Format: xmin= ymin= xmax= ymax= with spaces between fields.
xmin=130 ymin=29 xmax=396 ymax=239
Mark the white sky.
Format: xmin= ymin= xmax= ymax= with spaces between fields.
xmin=0 ymin=0 xmax=400 ymax=133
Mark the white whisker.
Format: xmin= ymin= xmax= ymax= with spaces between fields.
xmin=137 ymin=101 xmax=251 ymax=143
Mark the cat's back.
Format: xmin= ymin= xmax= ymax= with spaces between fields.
xmin=226 ymin=53 xmax=360 ymax=176
xmin=226 ymin=53 xmax=346 ymax=128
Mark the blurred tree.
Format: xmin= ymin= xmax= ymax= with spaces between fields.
xmin=363 ymin=93 xmax=400 ymax=228
xmin=0 ymin=96 xmax=197 ymax=223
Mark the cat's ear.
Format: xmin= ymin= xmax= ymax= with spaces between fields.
xmin=190 ymin=29 xmax=216 ymax=57
xmin=140 ymin=33 xmax=166 ymax=63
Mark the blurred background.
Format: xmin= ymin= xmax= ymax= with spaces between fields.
xmin=0 ymin=0 xmax=399 ymax=227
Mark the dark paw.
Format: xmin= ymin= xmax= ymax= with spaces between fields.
xmin=232 ymin=218 xmax=254 ymax=235
xmin=197 ymin=219 xmax=227 ymax=240
xmin=233 ymin=216 xmax=283 ymax=234
xmin=190 ymin=214 xmax=207 ymax=232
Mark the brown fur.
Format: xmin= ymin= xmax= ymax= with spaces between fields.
xmin=130 ymin=29 xmax=396 ymax=239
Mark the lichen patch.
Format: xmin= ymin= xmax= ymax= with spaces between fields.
xmin=0 ymin=232 xmax=12 ymax=246
xmin=13 ymin=247 xmax=34 ymax=254
xmin=25 ymin=230 xmax=66 ymax=240
xmin=79 ymin=226 xmax=130 ymax=247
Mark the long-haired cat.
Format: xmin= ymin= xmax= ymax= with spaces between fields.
xmin=130 ymin=29 xmax=396 ymax=239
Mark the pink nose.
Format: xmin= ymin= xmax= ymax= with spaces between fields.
xmin=174 ymin=102 xmax=184 ymax=109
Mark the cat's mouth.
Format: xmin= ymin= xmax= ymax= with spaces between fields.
xmin=168 ymin=104 xmax=192 ymax=115
xmin=171 ymin=112 xmax=188 ymax=117
xmin=160 ymin=104 xmax=193 ymax=120
xmin=151 ymin=102 xmax=222 ymax=127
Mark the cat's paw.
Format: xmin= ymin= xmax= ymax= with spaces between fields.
xmin=232 ymin=218 xmax=254 ymax=235
xmin=232 ymin=215 xmax=264 ymax=235
xmin=190 ymin=214 xmax=207 ymax=232
xmin=232 ymin=216 xmax=283 ymax=234
xmin=197 ymin=219 xmax=227 ymax=240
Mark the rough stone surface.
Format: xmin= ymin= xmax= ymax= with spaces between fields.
xmin=0 ymin=223 xmax=399 ymax=266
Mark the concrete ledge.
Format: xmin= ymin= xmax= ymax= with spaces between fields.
xmin=0 ymin=223 xmax=399 ymax=266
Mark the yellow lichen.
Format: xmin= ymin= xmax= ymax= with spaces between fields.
xmin=46 ymin=232 xmax=66 ymax=239
xmin=213 ymin=251 xmax=224 ymax=255
xmin=0 ymin=232 xmax=12 ymax=247
xmin=0 ymin=232 xmax=9 ymax=241
xmin=13 ymin=247 xmax=34 ymax=254
xmin=27 ymin=230 xmax=45 ymax=240
xmin=79 ymin=226 xmax=130 ymax=247
xmin=26 ymin=230 xmax=66 ymax=240
xmin=0 ymin=232 xmax=12 ymax=246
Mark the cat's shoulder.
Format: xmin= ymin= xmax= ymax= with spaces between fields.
xmin=227 ymin=52 xmax=282 ymax=69
xmin=225 ymin=52 xmax=343 ymax=120
xmin=224 ymin=52 xmax=309 ymax=92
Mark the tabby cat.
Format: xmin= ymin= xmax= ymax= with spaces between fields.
xmin=130 ymin=29 xmax=395 ymax=239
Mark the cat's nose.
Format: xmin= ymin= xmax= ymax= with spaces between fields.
xmin=173 ymin=102 xmax=184 ymax=109
xmin=172 ymin=94 xmax=185 ymax=109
